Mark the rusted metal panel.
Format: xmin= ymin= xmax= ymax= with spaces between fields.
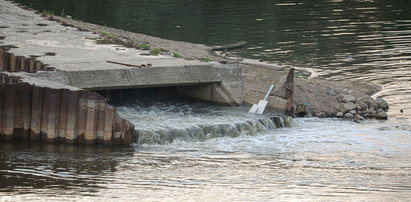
xmin=13 ymin=82 xmax=24 ymax=138
xmin=29 ymin=58 xmax=35 ymax=73
xmin=46 ymin=89 xmax=60 ymax=142
xmin=22 ymin=83 xmax=33 ymax=139
xmin=76 ymin=91 xmax=88 ymax=143
xmin=19 ymin=56 xmax=25 ymax=71
xmin=66 ymin=90 xmax=79 ymax=143
xmin=84 ymin=93 xmax=98 ymax=144
xmin=96 ymin=99 xmax=106 ymax=144
xmin=0 ymin=48 xmax=5 ymax=70
xmin=0 ymin=83 xmax=5 ymax=137
xmin=0 ymin=75 xmax=136 ymax=145
xmin=10 ymin=54 xmax=17 ymax=72
xmin=40 ymin=87 xmax=50 ymax=141
xmin=30 ymin=86 xmax=42 ymax=140
xmin=103 ymin=105 xmax=114 ymax=144
xmin=4 ymin=84 xmax=16 ymax=138
xmin=58 ymin=89 xmax=69 ymax=141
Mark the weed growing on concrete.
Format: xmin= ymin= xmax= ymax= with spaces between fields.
xmin=199 ymin=57 xmax=211 ymax=62
xmin=172 ymin=53 xmax=182 ymax=58
xmin=150 ymin=48 xmax=161 ymax=55
xmin=42 ymin=9 xmax=54 ymax=16
xmin=99 ymin=31 xmax=118 ymax=39
xmin=138 ymin=43 xmax=151 ymax=50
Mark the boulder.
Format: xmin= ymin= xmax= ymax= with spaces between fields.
xmin=338 ymin=94 xmax=356 ymax=103
xmin=336 ymin=112 xmax=344 ymax=117
xmin=340 ymin=102 xmax=357 ymax=113
xmin=375 ymin=112 xmax=388 ymax=120
xmin=375 ymin=98 xmax=389 ymax=110
xmin=355 ymin=114 xmax=364 ymax=121
xmin=344 ymin=113 xmax=354 ymax=118
xmin=356 ymin=100 xmax=368 ymax=110
xmin=349 ymin=110 xmax=356 ymax=115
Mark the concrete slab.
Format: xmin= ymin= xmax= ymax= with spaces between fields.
xmin=0 ymin=0 xmax=220 ymax=89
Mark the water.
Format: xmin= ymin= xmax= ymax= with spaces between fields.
xmin=116 ymin=102 xmax=284 ymax=144
xmin=3 ymin=0 xmax=411 ymax=200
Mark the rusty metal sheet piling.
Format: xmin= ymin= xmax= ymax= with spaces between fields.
xmin=0 ymin=73 xmax=135 ymax=145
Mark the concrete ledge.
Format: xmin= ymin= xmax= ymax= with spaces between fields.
xmin=65 ymin=65 xmax=222 ymax=90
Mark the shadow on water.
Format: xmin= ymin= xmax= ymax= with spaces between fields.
xmin=0 ymin=140 xmax=134 ymax=196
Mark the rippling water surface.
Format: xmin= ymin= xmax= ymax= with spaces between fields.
xmin=4 ymin=0 xmax=411 ymax=201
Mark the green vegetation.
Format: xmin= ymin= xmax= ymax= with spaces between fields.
xmin=60 ymin=8 xmax=65 ymax=17
xmin=199 ymin=57 xmax=211 ymax=62
xmin=99 ymin=31 xmax=118 ymax=39
xmin=137 ymin=43 xmax=151 ymax=50
xmin=150 ymin=48 xmax=161 ymax=55
xmin=42 ymin=9 xmax=54 ymax=15
xmin=172 ymin=53 xmax=182 ymax=58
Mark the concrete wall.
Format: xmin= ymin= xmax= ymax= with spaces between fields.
xmin=177 ymin=62 xmax=293 ymax=113
xmin=0 ymin=73 xmax=135 ymax=145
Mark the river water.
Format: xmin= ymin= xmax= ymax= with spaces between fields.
xmin=2 ymin=0 xmax=411 ymax=201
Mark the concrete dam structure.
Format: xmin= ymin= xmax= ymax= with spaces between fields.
xmin=0 ymin=0 xmax=294 ymax=145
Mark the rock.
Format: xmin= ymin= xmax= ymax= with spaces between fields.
xmin=364 ymin=113 xmax=375 ymax=118
xmin=356 ymin=104 xmax=362 ymax=110
xmin=295 ymin=104 xmax=309 ymax=117
xmin=344 ymin=113 xmax=354 ymax=118
xmin=314 ymin=111 xmax=326 ymax=117
xmin=375 ymin=98 xmax=389 ymax=110
xmin=338 ymin=94 xmax=356 ymax=103
xmin=349 ymin=110 xmax=356 ymax=115
xmin=336 ymin=112 xmax=344 ymax=117
xmin=355 ymin=114 xmax=364 ymax=121
xmin=375 ymin=112 xmax=388 ymax=120
xmin=377 ymin=108 xmax=384 ymax=113
xmin=283 ymin=116 xmax=296 ymax=127
xmin=340 ymin=102 xmax=357 ymax=113
xmin=367 ymin=106 xmax=376 ymax=115
xmin=356 ymin=100 xmax=368 ymax=110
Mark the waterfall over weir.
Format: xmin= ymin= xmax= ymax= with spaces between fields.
xmin=116 ymin=102 xmax=286 ymax=144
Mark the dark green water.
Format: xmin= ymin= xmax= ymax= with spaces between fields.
xmin=3 ymin=0 xmax=411 ymax=201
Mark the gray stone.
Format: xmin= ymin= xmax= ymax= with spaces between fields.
xmin=344 ymin=113 xmax=354 ymax=118
xmin=349 ymin=110 xmax=356 ymax=115
xmin=356 ymin=104 xmax=362 ymax=110
xmin=283 ymin=116 xmax=296 ymax=128
xmin=377 ymin=108 xmax=384 ymax=113
xmin=364 ymin=113 xmax=375 ymax=118
xmin=375 ymin=98 xmax=389 ymax=109
xmin=338 ymin=94 xmax=356 ymax=103
xmin=355 ymin=114 xmax=364 ymax=121
xmin=336 ymin=112 xmax=344 ymax=117
xmin=340 ymin=102 xmax=357 ymax=113
xmin=367 ymin=106 xmax=376 ymax=115
xmin=375 ymin=112 xmax=388 ymax=120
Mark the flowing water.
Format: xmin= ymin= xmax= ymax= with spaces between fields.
xmin=2 ymin=0 xmax=411 ymax=201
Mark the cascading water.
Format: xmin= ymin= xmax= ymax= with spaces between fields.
xmin=115 ymin=101 xmax=287 ymax=144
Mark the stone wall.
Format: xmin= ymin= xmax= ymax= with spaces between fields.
xmin=0 ymin=73 xmax=135 ymax=145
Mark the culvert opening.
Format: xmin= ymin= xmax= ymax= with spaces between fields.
xmin=95 ymin=86 xmax=286 ymax=145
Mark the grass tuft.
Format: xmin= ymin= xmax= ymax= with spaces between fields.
xmin=199 ymin=57 xmax=211 ymax=62
xmin=150 ymin=48 xmax=162 ymax=55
